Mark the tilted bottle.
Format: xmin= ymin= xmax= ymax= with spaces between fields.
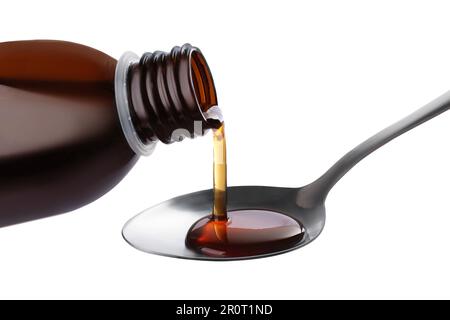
xmin=0 ymin=40 xmax=219 ymax=227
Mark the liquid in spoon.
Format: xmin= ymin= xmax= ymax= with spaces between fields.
xmin=186 ymin=123 xmax=306 ymax=258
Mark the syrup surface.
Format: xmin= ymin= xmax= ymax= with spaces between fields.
xmin=186 ymin=209 xmax=305 ymax=258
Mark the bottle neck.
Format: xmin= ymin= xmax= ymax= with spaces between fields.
xmin=114 ymin=44 xmax=220 ymax=156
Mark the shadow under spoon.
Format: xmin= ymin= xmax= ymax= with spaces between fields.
xmin=123 ymin=91 xmax=450 ymax=260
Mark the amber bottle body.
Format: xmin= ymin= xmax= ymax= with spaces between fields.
xmin=0 ymin=40 xmax=218 ymax=227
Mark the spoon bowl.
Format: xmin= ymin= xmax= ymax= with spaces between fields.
xmin=122 ymin=186 xmax=325 ymax=260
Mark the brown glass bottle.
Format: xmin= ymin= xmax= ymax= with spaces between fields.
xmin=0 ymin=40 xmax=218 ymax=227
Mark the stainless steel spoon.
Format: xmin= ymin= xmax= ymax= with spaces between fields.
xmin=123 ymin=91 xmax=450 ymax=260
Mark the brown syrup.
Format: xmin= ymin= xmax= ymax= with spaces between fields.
xmin=186 ymin=124 xmax=305 ymax=258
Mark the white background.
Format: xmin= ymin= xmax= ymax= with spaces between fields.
xmin=0 ymin=0 xmax=449 ymax=300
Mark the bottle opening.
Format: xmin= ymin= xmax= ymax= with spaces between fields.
xmin=190 ymin=50 xmax=217 ymax=113
xmin=116 ymin=44 xmax=221 ymax=154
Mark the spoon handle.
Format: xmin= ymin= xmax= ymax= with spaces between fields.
xmin=300 ymin=90 xmax=450 ymax=205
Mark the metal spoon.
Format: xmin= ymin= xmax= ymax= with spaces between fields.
xmin=123 ymin=91 xmax=449 ymax=260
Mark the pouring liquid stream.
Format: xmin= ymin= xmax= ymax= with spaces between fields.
xmin=212 ymin=125 xmax=228 ymax=222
